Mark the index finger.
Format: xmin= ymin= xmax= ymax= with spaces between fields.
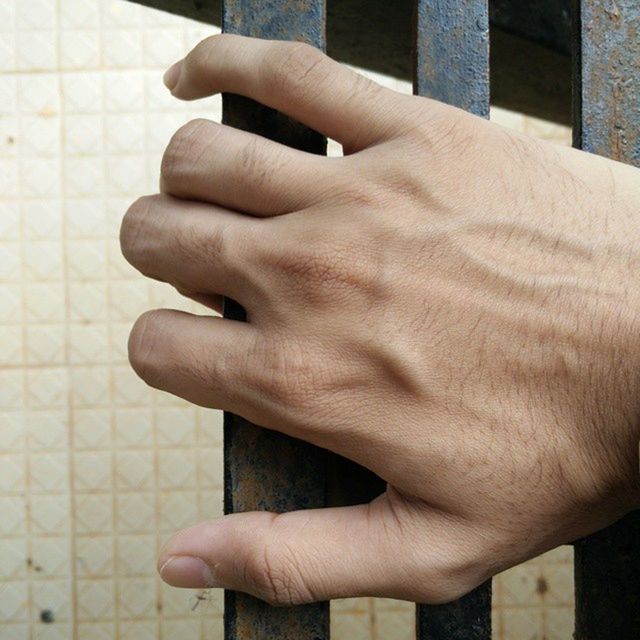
xmin=163 ymin=34 xmax=406 ymax=152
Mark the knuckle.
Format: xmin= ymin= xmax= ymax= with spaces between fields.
xmin=161 ymin=118 xmax=216 ymax=185
xmin=251 ymin=339 xmax=318 ymax=410
xmin=172 ymin=219 xmax=239 ymax=292
xmin=246 ymin=535 xmax=313 ymax=607
xmin=271 ymin=239 xmax=378 ymax=308
xmin=190 ymin=34 xmax=223 ymax=74
xmin=237 ymin=138 xmax=285 ymax=196
xmin=408 ymin=109 xmax=476 ymax=158
xmin=332 ymin=176 xmax=387 ymax=209
xmin=266 ymin=41 xmax=328 ymax=99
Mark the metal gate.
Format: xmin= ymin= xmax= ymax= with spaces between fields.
xmin=133 ymin=0 xmax=640 ymax=637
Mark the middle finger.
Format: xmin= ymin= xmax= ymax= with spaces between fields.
xmin=160 ymin=118 xmax=338 ymax=216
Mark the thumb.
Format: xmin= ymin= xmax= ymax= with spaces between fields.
xmin=157 ymin=490 xmax=481 ymax=605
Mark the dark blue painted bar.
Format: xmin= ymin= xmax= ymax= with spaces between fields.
xmin=573 ymin=0 xmax=640 ymax=165
xmin=414 ymin=1 xmax=492 ymax=637
xmin=414 ymin=0 xmax=490 ymax=117
xmin=221 ymin=2 xmax=329 ymax=639
xmin=573 ymin=1 xmax=640 ymax=637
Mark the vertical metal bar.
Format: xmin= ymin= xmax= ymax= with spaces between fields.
xmin=414 ymin=1 xmax=491 ymax=637
xmin=221 ymin=2 xmax=329 ymax=639
xmin=573 ymin=1 xmax=640 ymax=637
xmin=414 ymin=0 xmax=490 ymax=117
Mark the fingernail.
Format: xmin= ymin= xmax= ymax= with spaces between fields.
xmin=159 ymin=556 xmax=218 ymax=588
xmin=163 ymin=61 xmax=182 ymax=92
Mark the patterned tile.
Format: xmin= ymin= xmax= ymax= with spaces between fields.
xmin=117 ymin=578 xmax=157 ymax=619
xmin=75 ymin=536 xmax=114 ymax=577
xmin=0 ymin=536 xmax=27 ymax=578
xmin=25 ymin=325 xmax=65 ymax=365
xmin=15 ymin=0 xmax=56 ymax=29
xmin=157 ymin=450 xmax=196 ymax=490
xmin=31 ymin=579 xmax=72 ymax=622
xmin=26 ymin=369 xmax=68 ymax=409
xmin=119 ymin=620 xmax=157 ymax=640
xmin=74 ymin=451 xmax=113 ymax=491
xmin=0 ymin=411 xmax=26 ymax=450
xmin=502 ymin=607 xmax=544 ymax=640
xmin=0 ymin=201 xmax=20 ymax=240
xmin=0 ymin=325 xmax=22 ymax=365
xmin=24 ymin=283 xmax=65 ymax=322
xmin=30 ymin=537 xmax=71 ymax=578
xmin=76 ymin=580 xmax=116 ymax=621
xmin=155 ymin=407 xmax=197 ymax=446
xmin=26 ymin=410 xmax=69 ymax=451
xmin=77 ymin=621 xmax=117 ymax=640
xmin=0 ymin=495 xmax=26 ymax=538
xmin=60 ymin=0 xmax=101 ymax=29
xmin=74 ymin=494 xmax=114 ymax=534
xmin=30 ymin=494 xmax=70 ymax=535
xmin=331 ymin=613 xmax=371 ymax=640
xmin=16 ymin=31 xmax=57 ymax=71
xmin=60 ymin=30 xmax=101 ymax=70
xmin=64 ymin=115 xmax=104 ymax=155
xmin=19 ymin=116 xmax=61 ymax=157
xmin=69 ymin=282 xmax=108 ymax=321
xmin=0 ymin=454 xmax=26 ymax=493
xmin=103 ymin=30 xmax=143 ymax=68
xmin=158 ymin=491 xmax=198 ymax=532
xmin=62 ymin=73 xmax=103 ymax=114
xmin=0 ymin=242 xmax=21 ymax=280
xmin=65 ymin=198 xmax=107 ymax=238
xmin=0 ymin=581 xmax=29 ymax=622
xmin=23 ymin=200 xmax=62 ymax=239
xmin=116 ymin=534 xmax=156 ymax=575
xmin=18 ymin=73 xmax=60 ymax=115
xmin=115 ymin=493 xmax=155 ymax=533
xmin=69 ymin=323 xmax=110 ymax=364
xmin=73 ymin=409 xmax=111 ymax=449
xmin=115 ymin=451 xmax=154 ymax=490
xmin=28 ymin=452 xmax=69 ymax=494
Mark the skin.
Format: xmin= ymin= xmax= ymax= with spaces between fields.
xmin=120 ymin=34 xmax=640 ymax=606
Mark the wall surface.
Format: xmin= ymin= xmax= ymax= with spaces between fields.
xmin=0 ymin=1 xmax=574 ymax=638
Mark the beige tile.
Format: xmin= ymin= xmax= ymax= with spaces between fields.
xmin=374 ymin=609 xmax=415 ymax=640
xmin=331 ymin=612 xmax=372 ymax=640
xmin=502 ymin=607 xmax=544 ymax=640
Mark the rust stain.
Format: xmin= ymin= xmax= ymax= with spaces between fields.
xmin=38 ymin=106 xmax=57 ymax=118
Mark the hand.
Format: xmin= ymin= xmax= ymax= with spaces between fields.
xmin=120 ymin=34 xmax=640 ymax=606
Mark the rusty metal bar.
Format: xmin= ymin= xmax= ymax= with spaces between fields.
xmin=221 ymin=2 xmax=329 ymax=639
xmin=413 ymin=0 xmax=492 ymax=637
xmin=414 ymin=0 xmax=490 ymax=117
xmin=572 ymin=0 xmax=640 ymax=637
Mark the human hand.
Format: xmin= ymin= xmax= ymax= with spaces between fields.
xmin=120 ymin=34 xmax=640 ymax=605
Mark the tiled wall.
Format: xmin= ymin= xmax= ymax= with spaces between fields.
xmin=0 ymin=1 xmax=574 ymax=638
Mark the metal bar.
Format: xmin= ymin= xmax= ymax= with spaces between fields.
xmin=414 ymin=0 xmax=490 ymax=118
xmin=221 ymin=2 xmax=329 ymax=639
xmin=414 ymin=1 xmax=491 ymax=637
xmin=416 ymin=587 xmax=492 ymax=640
xmin=573 ymin=0 xmax=640 ymax=637
xmin=572 ymin=0 xmax=640 ymax=165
